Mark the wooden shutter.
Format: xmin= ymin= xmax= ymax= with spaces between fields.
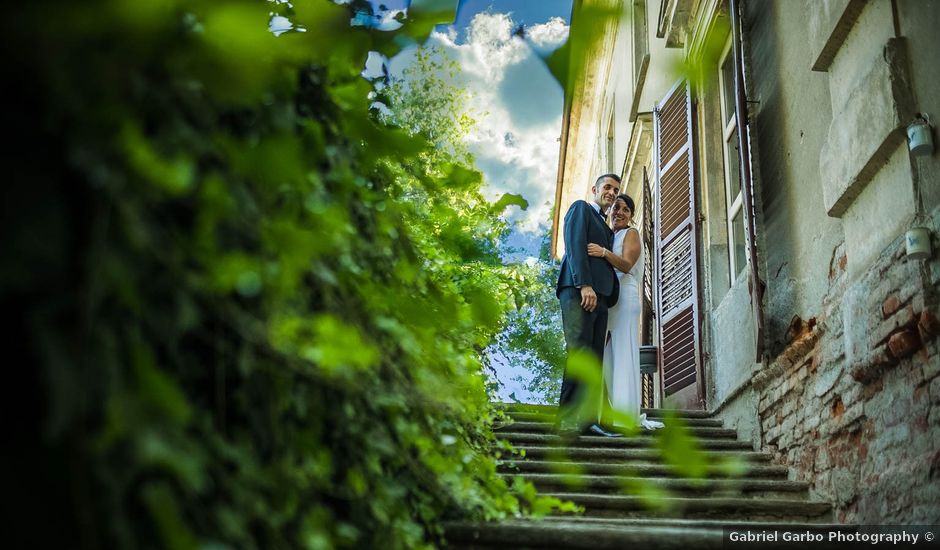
xmin=653 ymin=79 xmax=704 ymax=407
xmin=642 ymin=373 xmax=654 ymax=409
xmin=730 ymin=0 xmax=766 ymax=362
xmin=641 ymin=166 xmax=654 ymax=346
xmin=641 ymin=167 xmax=654 ymax=408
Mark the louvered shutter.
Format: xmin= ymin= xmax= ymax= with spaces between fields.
xmin=641 ymin=167 xmax=655 ymax=408
xmin=653 ymin=79 xmax=704 ymax=406
xmin=641 ymin=166 xmax=654 ymax=346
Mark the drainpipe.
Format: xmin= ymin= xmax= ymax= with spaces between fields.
xmin=729 ymin=0 xmax=766 ymax=362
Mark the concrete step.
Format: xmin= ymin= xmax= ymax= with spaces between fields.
xmin=444 ymin=518 xmax=857 ymax=549
xmin=507 ymin=445 xmax=772 ymax=464
xmin=497 ymin=432 xmax=753 ymax=449
xmin=445 ymin=520 xmax=726 ymax=550
xmin=499 ymin=458 xmax=787 ymax=478
xmin=504 ymin=473 xmax=809 ymax=498
xmin=528 ymin=516 xmax=851 ymax=528
xmin=541 ymin=492 xmax=832 ymax=521
xmin=503 ymin=411 xmax=725 ymax=427
xmin=498 ymin=402 xmax=714 ymax=419
xmin=497 ymin=421 xmax=737 ymax=439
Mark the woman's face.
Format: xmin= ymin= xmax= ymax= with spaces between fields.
xmin=611 ymin=198 xmax=633 ymax=230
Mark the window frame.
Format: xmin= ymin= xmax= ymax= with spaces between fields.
xmin=717 ymin=36 xmax=745 ymax=282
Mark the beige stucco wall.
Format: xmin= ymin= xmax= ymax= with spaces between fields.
xmin=553 ymin=0 xmax=690 ymax=259
xmin=552 ymin=0 xmax=624 ymax=259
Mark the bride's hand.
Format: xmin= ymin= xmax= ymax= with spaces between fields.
xmin=587 ymin=243 xmax=607 ymax=257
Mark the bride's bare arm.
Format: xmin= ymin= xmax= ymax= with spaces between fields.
xmin=587 ymin=228 xmax=640 ymax=272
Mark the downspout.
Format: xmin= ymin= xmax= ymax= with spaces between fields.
xmin=729 ymin=0 xmax=766 ymax=361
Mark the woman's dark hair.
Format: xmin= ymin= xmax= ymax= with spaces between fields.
xmin=617 ymin=193 xmax=635 ymax=215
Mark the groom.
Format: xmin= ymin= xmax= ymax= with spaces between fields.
xmin=556 ymin=174 xmax=622 ymax=437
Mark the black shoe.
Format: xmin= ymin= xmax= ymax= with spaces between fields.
xmin=582 ymin=423 xmax=623 ymax=438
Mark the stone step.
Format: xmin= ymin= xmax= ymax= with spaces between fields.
xmin=498 ymin=402 xmax=714 ymax=419
xmin=504 ymin=411 xmax=725 ymax=427
xmin=497 ymin=422 xmax=736 ymax=439
xmin=445 ymin=521 xmax=726 ymax=550
xmin=541 ymin=493 xmax=832 ymax=521
xmin=499 ymin=458 xmax=787 ymax=478
xmin=507 ymin=445 xmax=772 ymax=464
xmin=498 ymin=432 xmax=753 ymax=449
xmin=444 ymin=519 xmax=857 ymax=549
xmin=505 ymin=473 xmax=809 ymax=498
xmin=530 ymin=516 xmax=851 ymax=529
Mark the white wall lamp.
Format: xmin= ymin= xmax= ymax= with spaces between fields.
xmin=904 ymin=113 xmax=934 ymax=261
xmin=905 ymin=227 xmax=932 ymax=261
xmin=907 ymin=113 xmax=934 ymax=156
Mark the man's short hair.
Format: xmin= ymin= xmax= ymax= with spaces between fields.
xmin=595 ymin=173 xmax=622 ymax=186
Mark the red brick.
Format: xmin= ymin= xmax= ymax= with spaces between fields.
xmin=882 ymin=294 xmax=901 ymax=318
xmin=918 ymin=310 xmax=940 ymax=340
xmin=831 ymin=396 xmax=845 ymax=418
xmin=887 ymin=328 xmax=922 ymax=360
xmin=850 ymin=347 xmax=897 ymax=384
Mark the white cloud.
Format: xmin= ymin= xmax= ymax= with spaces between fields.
xmin=414 ymin=13 xmax=568 ymax=238
xmin=526 ymin=17 xmax=570 ymax=55
xmin=362 ymin=51 xmax=387 ymax=80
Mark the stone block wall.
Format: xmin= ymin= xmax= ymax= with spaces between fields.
xmin=754 ymin=208 xmax=940 ymax=524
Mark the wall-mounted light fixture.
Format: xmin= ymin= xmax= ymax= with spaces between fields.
xmin=907 ymin=114 xmax=934 ymax=156
xmin=905 ymin=226 xmax=932 ymax=261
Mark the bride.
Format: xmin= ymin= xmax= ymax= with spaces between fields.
xmin=587 ymin=194 xmax=664 ymax=431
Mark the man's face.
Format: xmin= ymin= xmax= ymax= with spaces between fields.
xmin=592 ymin=177 xmax=620 ymax=211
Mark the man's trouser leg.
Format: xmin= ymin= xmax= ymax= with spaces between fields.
xmin=558 ymin=287 xmax=608 ymax=429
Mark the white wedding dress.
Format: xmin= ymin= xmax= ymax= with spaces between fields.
xmin=603 ymin=228 xmax=664 ymax=430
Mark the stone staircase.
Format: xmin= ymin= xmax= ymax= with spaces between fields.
xmin=444 ymin=403 xmax=842 ymax=549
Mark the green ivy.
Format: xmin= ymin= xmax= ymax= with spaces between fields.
xmin=3 ymin=1 xmax=561 ymax=548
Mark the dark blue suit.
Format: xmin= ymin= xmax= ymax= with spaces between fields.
xmin=556 ymin=200 xmax=619 ymax=427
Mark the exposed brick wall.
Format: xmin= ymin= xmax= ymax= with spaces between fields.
xmin=755 ymin=210 xmax=940 ymax=524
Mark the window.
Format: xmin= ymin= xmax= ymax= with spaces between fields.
xmin=629 ymin=0 xmax=650 ymax=122
xmin=717 ymin=37 xmax=746 ymax=282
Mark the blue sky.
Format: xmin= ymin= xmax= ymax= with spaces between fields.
xmin=452 ymin=0 xmax=572 ymax=40
xmin=358 ymin=0 xmax=572 ymax=254
xmin=360 ymin=0 xmax=573 ymax=402
xmin=424 ymin=1 xmax=572 ymax=245
xmin=354 ymin=0 xmax=573 ymax=32
xmin=441 ymin=0 xmax=572 ymax=402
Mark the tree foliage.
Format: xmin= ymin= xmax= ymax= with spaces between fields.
xmin=493 ymin=234 xmax=567 ymax=402
xmin=378 ymin=44 xmax=479 ymax=163
xmin=376 ymin=40 xmax=562 ymax=402
xmin=2 ymin=1 xmax=567 ymax=548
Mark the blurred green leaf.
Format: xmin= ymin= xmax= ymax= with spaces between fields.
xmin=656 ymin=410 xmax=710 ymax=480
xmin=491 ymin=192 xmax=529 ymax=213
